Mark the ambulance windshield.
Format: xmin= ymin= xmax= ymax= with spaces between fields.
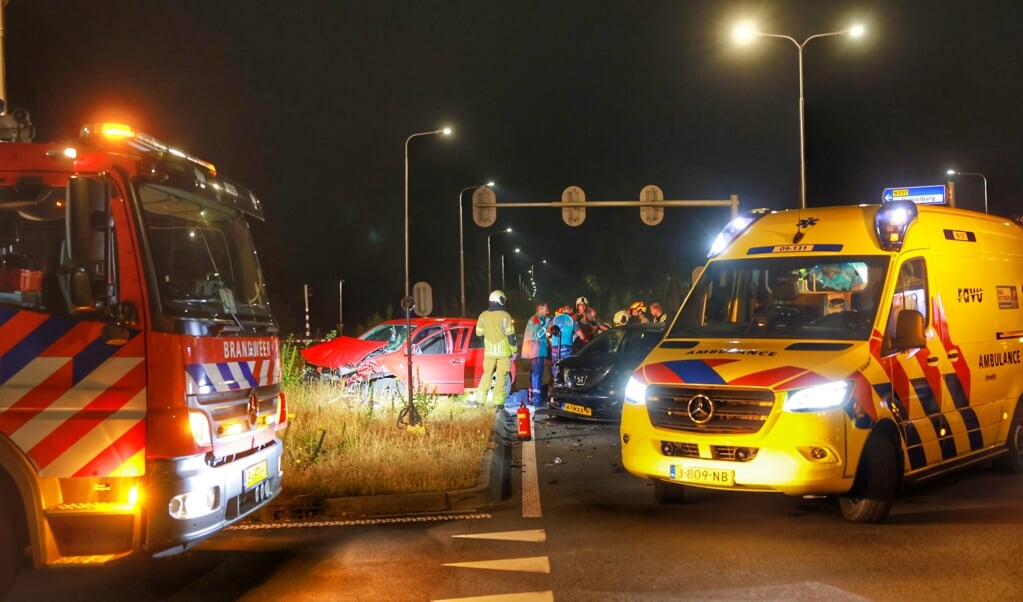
xmin=140 ymin=184 xmax=272 ymax=325
xmin=670 ymin=256 xmax=889 ymax=341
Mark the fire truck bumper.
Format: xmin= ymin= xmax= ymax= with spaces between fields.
xmin=144 ymin=439 xmax=283 ymax=557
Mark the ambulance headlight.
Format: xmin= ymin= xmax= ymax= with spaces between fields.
xmin=624 ymin=376 xmax=648 ymax=405
xmin=784 ymin=380 xmax=852 ymax=412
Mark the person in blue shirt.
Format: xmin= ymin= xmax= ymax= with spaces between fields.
xmin=548 ymin=305 xmax=576 ymax=380
xmin=815 ymin=264 xmax=863 ymax=291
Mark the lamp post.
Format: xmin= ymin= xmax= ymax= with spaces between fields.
xmin=458 ymin=182 xmax=494 ymax=317
xmin=501 ymin=247 xmax=521 ymax=291
xmin=403 ymin=127 xmax=451 ymax=426
xmin=487 ymin=227 xmax=512 ymax=292
xmin=946 ymin=169 xmax=988 ymax=214
xmin=734 ymin=22 xmax=865 ymax=209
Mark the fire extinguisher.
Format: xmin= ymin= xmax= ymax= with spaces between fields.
xmin=517 ymin=402 xmax=532 ymax=441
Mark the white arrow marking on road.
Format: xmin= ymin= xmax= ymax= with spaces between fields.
xmin=453 ymin=529 xmax=546 ymax=543
xmin=433 ymin=591 xmax=554 ymax=602
xmin=443 ymin=556 xmax=551 ymax=573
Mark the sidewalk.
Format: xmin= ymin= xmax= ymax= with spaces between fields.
xmin=255 ymin=402 xmax=523 ymax=522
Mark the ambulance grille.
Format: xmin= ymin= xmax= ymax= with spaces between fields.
xmin=645 ymin=386 xmax=775 ymax=434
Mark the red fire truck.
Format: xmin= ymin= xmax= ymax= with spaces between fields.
xmin=0 ymin=113 xmax=286 ymax=593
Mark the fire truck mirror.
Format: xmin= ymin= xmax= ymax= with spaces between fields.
xmin=66 ymin=176 xmax=109 ymax=266
xmin=69 ymin=268 xmax=99 ymax=313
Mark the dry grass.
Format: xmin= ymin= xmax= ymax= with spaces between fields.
xmin=278 ymin=383 xmax=497 ymax=498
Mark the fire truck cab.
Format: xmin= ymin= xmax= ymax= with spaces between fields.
xmin=620 ymin=200 xmax=1023 ymax=522
xmin=0 ymin=118 xmax=285 ymax=592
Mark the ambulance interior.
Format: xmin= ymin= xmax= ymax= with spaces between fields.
xmin=671 ymin=256 xmax=889 ymax=340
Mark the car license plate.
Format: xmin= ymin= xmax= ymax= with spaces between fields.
xmin=244 ymin=459 xmax=268 ymax=490
xmin=674 ymin=464 xmax=734 ymax=486
xmin=563 ymin=403 xmax=592 ymax=417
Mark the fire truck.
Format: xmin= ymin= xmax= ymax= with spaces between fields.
xmin=0 ymin=110 xmax=286 ymax=593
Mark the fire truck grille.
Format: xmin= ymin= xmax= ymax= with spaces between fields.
xmin=645 ymin=386 xmax=775 ymax=434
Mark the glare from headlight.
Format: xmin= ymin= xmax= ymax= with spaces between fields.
xmin=624 ymin=376 xmax=647 ymax=405
xmin=784 ymin=380 xmax=852 ymax=412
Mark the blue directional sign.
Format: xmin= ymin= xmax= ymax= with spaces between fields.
xmin=882 ymin=185 xmax=947 ymax=205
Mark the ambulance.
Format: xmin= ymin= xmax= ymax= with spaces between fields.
xmin=620 ymin=199 xmax=1023 ymax=522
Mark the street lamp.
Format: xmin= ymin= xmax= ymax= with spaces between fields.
xmin=458 ymin=182 xmax=494 ymax=317
xmin=946 ymin=169 xmax=988 ymax=214
xmin=501 ymin=247 xmax=521 ymax=291
xmin=487 ymin=227 xmax=512 ymax=292
xmin=403 ymin=126 xmax=451 ymax=425
xmin=734 ymin=22 xmax=865 ymax=209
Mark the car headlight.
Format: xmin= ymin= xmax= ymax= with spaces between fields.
xmin=783 ymin=380 xmax=852 ymax=412
xmin=624 ymin=376 xmax=647 ymax=405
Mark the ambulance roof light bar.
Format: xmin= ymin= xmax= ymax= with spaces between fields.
xmin=874 ymin=200 xmax=918 ymax=251
xmin=708 ymin=208 xmax=771 ymax=257
xmin=80 ymin=122 xmax=217 ymax=175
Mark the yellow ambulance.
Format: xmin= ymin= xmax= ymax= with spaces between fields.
xmin=620 ymin=200 xmax=1023 ymax=522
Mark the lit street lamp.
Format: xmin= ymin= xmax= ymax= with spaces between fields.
xmin=946 ymin=169 xmax=988 ymax=214
xmin=734 ymin=22 xmax=865 ymax=209
xmin=403 ymin=126 xmax=451 ymax=425
xmin=487 ymin=227 xmax=512 ymax=292
xmin=458 ymin=182 xmax=494 ymax=317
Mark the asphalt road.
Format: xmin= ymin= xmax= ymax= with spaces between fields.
xmin=7 ymin=411 xmax=1023 ymax=601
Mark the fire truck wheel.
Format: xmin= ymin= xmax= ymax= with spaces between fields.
xmin=652 ymin=479 xmax=687 ymax=504
xmin=839 ymin=433 xmax=897 ymax=523
xmin=993 ymin=402 xmax=1023 ymax=474
xmin=0 ymin=493 xmax=24 ymax=598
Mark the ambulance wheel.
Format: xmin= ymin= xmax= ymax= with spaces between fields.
xmin=839 ymin=434 xmax=897 ymax=523
xmin=653 ymin=479 xmax=687 ymax=505
xmin=993 ymin=403 xmax=1023 ymax=474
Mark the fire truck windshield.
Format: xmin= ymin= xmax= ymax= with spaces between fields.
xmin=669 ymin=256 xmax=890 ymax=341
xmin=140 ymin=183 xmax=271 ymax=325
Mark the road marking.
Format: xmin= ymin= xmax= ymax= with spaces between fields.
xmin=433 ymin=591 xmax=554 ymax=602
xmin=453 ymin=529 xmax=546 ymax=543
xmin=443 ymin=556 xmax=550 ymax=573
xmin=522 ymin=438 xmax=542 ymax=517
xmin=225 ymin=512 xmax=491 ymax=530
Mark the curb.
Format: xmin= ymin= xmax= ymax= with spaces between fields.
xmin=258 ymin=409 xmax=515 ymax=522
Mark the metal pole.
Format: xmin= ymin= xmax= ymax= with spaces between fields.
xmin=338 ymin=279 xmax=344 ymax=335
xmin=458 ymin=189 xmax=467 ymax=317
xmin=487 ymin=232 xmax=493 ymax=293
xmin=501 ymin=254 xmax=505 ymax=290
xmin=797 ymin=41 xmax=806 ymax=210
xmin=303 ymin=284 xmax=310 ymax=338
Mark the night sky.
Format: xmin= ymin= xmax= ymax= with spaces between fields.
xmin=6 ymin=1 xmax=1022 ymax=334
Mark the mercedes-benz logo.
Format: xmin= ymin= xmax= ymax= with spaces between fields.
xmin=687 ymin=394 xmax=715 ymax=424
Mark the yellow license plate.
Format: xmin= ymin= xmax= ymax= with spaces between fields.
xmin=244 ymin=460 xmax=268 ymax=490
xmin=676 ymin=464 xmax=734 ymax=486
xmin=563 ymin=403 xmax=592 ymax=416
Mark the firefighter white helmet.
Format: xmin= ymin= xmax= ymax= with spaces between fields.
xmin=488 ymin=290 xmax=507 ymax=306
xmin=613 ymin=310 xmax=629 ymax=326
xmin=575 ymin=296 xmax=589 ymax=306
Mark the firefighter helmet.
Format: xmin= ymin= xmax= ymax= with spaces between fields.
xmin=488 ymin=289 xmax=507 ymax=306
xmin=575 ymin=296 xmax=589 ymax=306
xmin=613 ymin=310 xmax=629 ymax=326
xmin=629 ymin=301 xmax=647 ymax=313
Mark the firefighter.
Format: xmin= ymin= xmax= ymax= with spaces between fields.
xmin=649 ymin=302 xmax=668 ymax=323
xmin=476 ymin=290 xmax=517 ymax=407
xmin=629 ymin=300 xmax=650 ymax=324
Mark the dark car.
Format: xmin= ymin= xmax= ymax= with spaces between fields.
xmin=547 ymin=322 xmax=665 ymax=421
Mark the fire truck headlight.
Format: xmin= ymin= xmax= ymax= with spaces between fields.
xmin=624 ymin=376 xmax=647 ymax=405
xmin=189 ymin=410 xmax=212 ymax=447
xmin=168 ymin=487 xmax=220 ymax=519
xmin=784 ymin=380 xmax=852 ymax=412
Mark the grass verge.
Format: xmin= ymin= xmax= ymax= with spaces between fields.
xmin=278 ymin=382 xmax=497 ymax=498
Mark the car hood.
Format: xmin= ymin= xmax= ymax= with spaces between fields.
xmin=301 ymin=336 xmax=387 ymax=369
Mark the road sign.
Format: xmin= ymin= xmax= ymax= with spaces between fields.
xmin=472 ymin=186 xmax=496 ymax=227
xmin=882 ymin=185 xmax=946 ymax=205
xmin=561 ymin=186 xmax=586 ymax=226
xmin=412 ymin=281 xmax=433 ymax=316
xmin=639 ymin=185 xmax=664 ymax=226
